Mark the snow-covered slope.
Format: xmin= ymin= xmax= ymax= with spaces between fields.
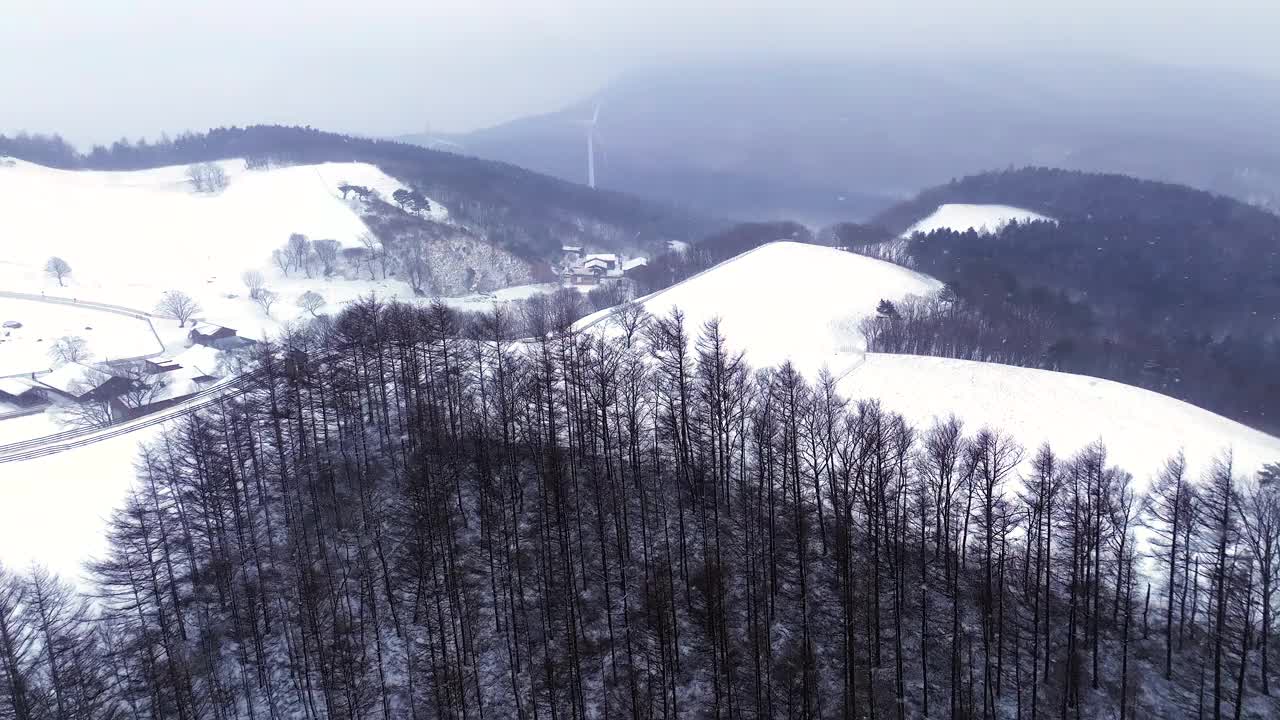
xmin=903 ymin=203 xmax=1054 ymax=237
xmin=578 ymin=241 xmax=943 ymax=370
xmin=0 ymin=158 xmax=426 ymax=290
xmin=578 ymin=241 xmax=1280 ymax=488
xmin=0 ymin=416 xmax=164 ymax=583
xmin=0 ymin=157 xmax=472 ymax=366
xmin=840 ymin=354 xmax=1280 ymax=487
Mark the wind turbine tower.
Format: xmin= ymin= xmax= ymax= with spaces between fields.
xmin=587 ymin=103 xmax=600 ymax=189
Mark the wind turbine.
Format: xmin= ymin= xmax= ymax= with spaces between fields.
xmin=586 ymin=103 xmax=601 ymax=189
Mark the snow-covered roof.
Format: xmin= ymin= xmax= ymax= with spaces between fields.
xmin=190 ymin=321 xmax=229 ymax=335
xmin=0 ymin=378 xmax=39 ymax=396
xmin=622 ymin=257 xmax=648 ymax=271
xmin=134 ymin=347 xmax=223 ymax=404
xmin=36 ymin=363 xmax=101 ymax=395
xmin=583 ymin=253 xmax=618 ymax=263
xmin=150 ymin=377 xmax=201 ymax=403
xmin=172 ymin=344 xmax=222 ymax=379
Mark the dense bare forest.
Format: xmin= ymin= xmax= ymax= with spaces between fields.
xmin=1 ymin=296 xmax=1278 ymax=719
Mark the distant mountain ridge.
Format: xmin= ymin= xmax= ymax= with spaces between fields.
xmin=416 ymin=54 xmax=1280 ymax=223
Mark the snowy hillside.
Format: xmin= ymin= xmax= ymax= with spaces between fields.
xmin=0 ymin=157 xmax=429 ymax=290
xmin=902 ymin=203 xmax=1054 ymax=237
xmin=839 ymin=354 xmax=1280 ymax=487
xmin=578 ymin=241 xmax=943 ymax=370
xmin=0 ymin=157 xmax=502 ymax=364
xmin=0 ymin=415 xmax=165 ymax=582
xmin=579 ymin=240 xmax=1280 ymax=489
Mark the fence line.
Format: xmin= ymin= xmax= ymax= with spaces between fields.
xmin=0 ymin=289 xmax=169 ymax=367
xmin=0 ymin=370 xmax=266 ymax=463
xmin=0 ymin=405 xmax=50 ymax=422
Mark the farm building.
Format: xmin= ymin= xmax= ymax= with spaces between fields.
xmin=0 ymin=378 xmax=48 ymax=408
xmin=562 ymin=252 xmax=647 ymax=287
xmin=35 ymin=363 xmax=140 ymax=404
xmin=189 ymin=322 xmax=255 ymax=350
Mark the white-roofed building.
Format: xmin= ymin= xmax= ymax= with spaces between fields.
xmin=0 ymin=377 xmax=48 ymax=408
xmin=562 ymin=251 xmax=646 ymax=287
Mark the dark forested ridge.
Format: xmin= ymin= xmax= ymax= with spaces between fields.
xmin=1 ymin=297 xmax=1278 ymax=719
xmin=0 ymin=127 xmax=723 ymax=262
xmin=872 ymin=166 xmax=1280 ymax=234
xmin=856 ymin=168 xmax=1280 ymax=431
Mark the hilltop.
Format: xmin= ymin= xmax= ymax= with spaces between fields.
xmin=579 ymin=241 xmax=1280 ymax=486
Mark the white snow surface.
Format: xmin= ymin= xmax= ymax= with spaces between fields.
xmin=903 ymin=203 xmax=1055 ymax=237
xmin=0 ymin=157 xmax=518 ymax=367
xmin=578 ymin=241 xmax=1280 ymax=493
xmin=0 ymin=297 xmax=161 ymax=375
xmin=840 ymin=354 xmax=1280 ymax=489
xmin=0 ymin=158 xmax=423 ymax=290
xmin=577 ymin=241 xmax=943 ymax=371
xmin=0 ymin=411 xmax=167 ymax=585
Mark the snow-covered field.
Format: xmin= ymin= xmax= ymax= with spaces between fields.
xmin=0 ymin=157 xmax=465 ymax=340
xmin=902 ymin=203 xmax=1055 ymax=236
xmin=578 ymin=241 xmax=943 ymax=370
xmin=840 ymin=354 xmax=1280 ymax=489
xmin=0 ymin=412 xmax=167 ymax=583
xmin=579 ymin=241 xmax=1280 ymax=492
xmin=0 ymin=157 xmax=548 ymax=380
xmin=0 ymin=297 xmax=161 ymax=375
xmin=0 ymin=158 xmax=418 ymax=289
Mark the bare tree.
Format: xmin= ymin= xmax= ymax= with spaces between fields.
xmin=1241 ymin=473 xmax=1280 ymax=696
xmin=186 ymin=162 xmax=228 ymax=193
xmin=297 ymin=291 xmax=325 ymax=317
xmin=611 ymin=300 xmax=652 ymax=349
xmin=155 ymin=290 xmax=201 ymax=327
xmin=271 ymin=249 xmax=290 ymax=277
xmin=241 ymin=270 xmax=265 ymax=297
xmin=1144 ymin=451 xmax=1194 ymax=680
xmin=313 ymin=239 xmax=341 ymax=277
xmin=357 ymin=233 xmax=381 ymax=280
xmin=253 ymin=289 xmax=278 ymax=317
xmin=61 ymin=367 xmax=114 ymax=426
xmin=286 ymin=233 xmax=312 ymax=277
xmin=396 ymin=236 xmax=433 ymax=295
xmin=22 ymin=564 xmax=96 ymax=720
xmin=47 ymin=336 xmax=89 ymax=365
xmin=44 ymin=257 xmax=71 ymax=286
xmin=0 ymin=563 xmax=35 ymax=720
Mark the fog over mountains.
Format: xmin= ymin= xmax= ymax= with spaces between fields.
xmin=406 ymin=54 xmax=1280 ymax=223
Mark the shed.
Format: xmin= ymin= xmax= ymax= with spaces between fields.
xmin=0 ymin=378 xmax=47 ymax=408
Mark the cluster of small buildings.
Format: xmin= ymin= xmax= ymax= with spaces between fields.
xmin=0 ymin=322 xmax=250 ymax=423
xmin=560 ymin=246 xmax=647 ymax=287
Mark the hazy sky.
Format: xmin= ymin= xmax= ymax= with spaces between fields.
xmin=3 ymin=0 xmax=1278 ymax=146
